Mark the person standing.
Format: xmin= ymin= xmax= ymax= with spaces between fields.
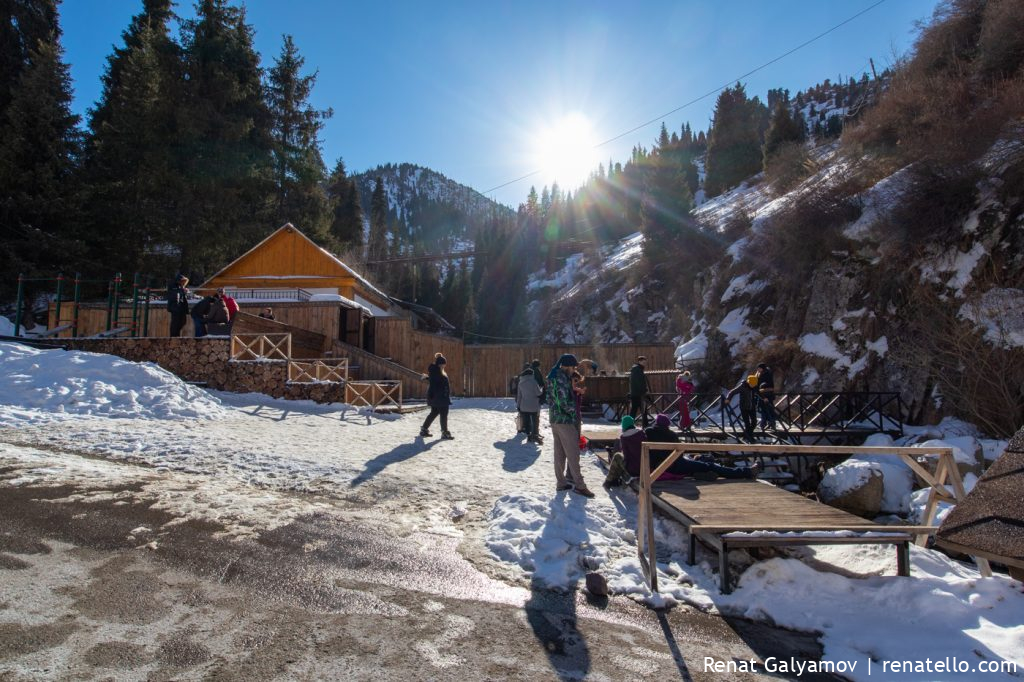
xmin=675 ymin=370 xmax=695 ymax=429
xmin=516 ymin=367 xmax=543 ymax=444
xmin=549 ymin=354 xmax=594 ymax=497
xmin=420 ymin=353 xmax=453 ymax=439
xmin=727 ymin=374 xmax=759 ymax=442
xmin=219 ymin=288 xmax=238 ymax=321
xmin=531 ymin=358 xmax=546 ymax=404
xmin=167 ymin=275 xmax=190 ymax=337
xmin=755 ymin=363 xmax=776 ymax=430
xmin=628 ymin=355 xmax=651 ymax=428
xmin=190 ymin=292 xmax=214 ymax=338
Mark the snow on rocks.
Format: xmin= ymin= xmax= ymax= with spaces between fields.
xmin=674 ymin=330 xmax=708 ymax=364
xmin=0 ymin=341 xmax=228 ymax=424
xmin=818 ymin=460 xmax=884 ymax=517
xmin=959 ymin=287 xmax=1024 ymax=349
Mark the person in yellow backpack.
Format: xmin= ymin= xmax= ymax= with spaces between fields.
xmin=726 ymin=374 xmax=759 ymax=442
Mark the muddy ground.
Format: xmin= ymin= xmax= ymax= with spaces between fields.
xmin=0 ymin=479 xmax=846 ymax=681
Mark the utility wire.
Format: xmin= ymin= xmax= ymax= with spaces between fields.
xmin=481 ymin=0 xmax=887 ymax=197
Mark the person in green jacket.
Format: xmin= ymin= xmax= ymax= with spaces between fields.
xmin=548 ymin=354 xmax=594 ymax=498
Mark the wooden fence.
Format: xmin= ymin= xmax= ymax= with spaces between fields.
xmin=47 ymin=300 xmax=344 ymax=341
xmin=460 ymin=343 xmax=676 ymax=397
xmin=371 ymin=317 xmax=466 ymax=394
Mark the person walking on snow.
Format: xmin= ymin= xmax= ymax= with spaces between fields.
xmin=420 ymin=353 xmax=453 ymax=439
xmin=548 ymin=354 xmax=594 ymax=498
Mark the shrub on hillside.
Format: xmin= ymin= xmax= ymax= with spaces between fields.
xmin=843 ymin=0 xmax=1024 ymax=167
xmin=880 ymin=162 xmax=980 ymax=250
xmin=748 ymin=189 xmax=860 ymax=285
xmin=764 ymin=141 xmax=814 ymax=194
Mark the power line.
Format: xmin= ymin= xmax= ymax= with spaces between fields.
xmin=481 ymin=0 xmax=887 ymax=197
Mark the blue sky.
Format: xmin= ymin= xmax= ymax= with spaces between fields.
xmin=59 ymin=0 xmax=940 ymax=207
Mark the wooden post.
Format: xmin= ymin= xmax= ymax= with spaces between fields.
xmin=142 ymin=287 xmax=151 ymax=337
xmin=111 ymin=272 xmax=122 ymax=331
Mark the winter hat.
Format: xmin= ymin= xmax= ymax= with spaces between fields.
xmin=621 ymin=415 xmax=635 ymax=431
xmin=521 ymin=367 xmax=533 ymax=376
xmin=746 ymin=374 xmax=758 ymax=387
xmin=757 ymin=363 xmax=769 ymax=370
xmin=434 ymin=353 xmax=447 ymax=365
xmin=655 ymin=413 xmax=671 ymax=428
xmin=558 ymin=353 xmax=579 ymax=367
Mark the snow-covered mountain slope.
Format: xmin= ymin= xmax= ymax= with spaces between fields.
xmin=529 ymin=124 xmax=1024 ymax=434
xmin=352 ymin=163 xmax=514 ymax=249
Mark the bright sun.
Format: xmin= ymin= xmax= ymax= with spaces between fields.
xmin=532 ymin=112 xmax=600 ymax=190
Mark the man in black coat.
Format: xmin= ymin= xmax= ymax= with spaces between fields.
xmin=628 ymin=356 xmax=650 ymax=427
xmin=756 ymin=363 xmax=776 ymax=430
xmin=167 ymin=275 xmax=190 ymax=337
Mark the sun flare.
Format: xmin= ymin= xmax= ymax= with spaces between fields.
xmin=532 ymin=112 xmax=600 ymax=190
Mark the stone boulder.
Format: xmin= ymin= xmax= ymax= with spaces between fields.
xmin=585 ymin=572 xmax=608 ymax=597
xmin=818 ymin=460 xmax=884 ymax=518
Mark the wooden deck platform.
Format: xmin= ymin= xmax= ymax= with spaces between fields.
xmin=593 ymin=448 xmax=945 ymax=593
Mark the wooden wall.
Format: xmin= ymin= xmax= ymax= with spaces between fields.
xmin=371 ymin=318 xmax=466 ymax=394
xmin=460 ymin=343 xmax=676 ymax=397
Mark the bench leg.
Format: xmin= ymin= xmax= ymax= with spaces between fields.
xmin=897 ymin=541 xmax=910 ymax=577
xmin=688 ymin=532 xmax=696 ymax=566
xmin=719 ymin=541 xmax=731 ymax=594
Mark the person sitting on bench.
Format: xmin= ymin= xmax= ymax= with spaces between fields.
xmin=607 ymin=415 xmax=756 ymax=485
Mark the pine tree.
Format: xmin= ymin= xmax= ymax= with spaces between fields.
xmin=1 ymin=1 xmax=59 ymax=117
xmin=177 ymin=0 xmax=275 ymax=276
xmin=367 ymin=177 xmax=388 ymax=265
xmin=0 ymin=13 xmax=83 ymax=290
xmin=83 ymin=0 xmax=183 ymax=274
xmin=703 ymin=83 xmax=765 ymax=197
xmin=763 ymin=100 xmax=806 ymax=165
xmin=266 ymin=34 xmax=332 ymax=240
xmin=326 ymin=158 xmax=363 ymax=249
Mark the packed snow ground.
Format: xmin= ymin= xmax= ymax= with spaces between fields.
xmin=1 ymin=342 xmax=1022 ymax=680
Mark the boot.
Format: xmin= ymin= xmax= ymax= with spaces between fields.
xmin=441 ymin=431 xmax=454 ymax=440
xmin=419 ymin=428 xmax=432 ymax=437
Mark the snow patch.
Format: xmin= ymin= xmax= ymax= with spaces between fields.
xmin=0 ymin=342 xmax=228 ymax=424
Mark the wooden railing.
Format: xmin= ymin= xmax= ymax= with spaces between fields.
xmin=332 ymin=341 xmax=426 ymax=399
xmin=345 ymin=380 xmax=402 ymax=409
xmin=230 ymin=333 xmax=292 ymax=361
xmin=635 ymin=442 xmax=983 ymax=593
xmin=635 ymin=391 xmax=904 ymax=443
xmin=288 ymin=358 xmax=349 ymax=383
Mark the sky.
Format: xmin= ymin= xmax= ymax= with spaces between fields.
xmin=58 ymin=0 xmax=942 ymax=208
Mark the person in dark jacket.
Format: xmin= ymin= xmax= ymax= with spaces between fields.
xmin=190 ymin=294 xmax=214 ymax=338
xmin=420 ymin=353 xmax=453 ymax=439
xmin=624 ymin=414 xmax=755 ymax=481
xmin=516 ymin=367 xmax=543 ymax=444
xmin=726 ymin=374 xmax=759 ymax=441
xmin=755 ymin=363 xmax=776 ymax=430
xmin=167 ymin=275 xmax=190 ymax=337
xmin=628 ymin=356 xmax=650 ymax=427
xmin=531 ymin=359 xmax=546 ymax=404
